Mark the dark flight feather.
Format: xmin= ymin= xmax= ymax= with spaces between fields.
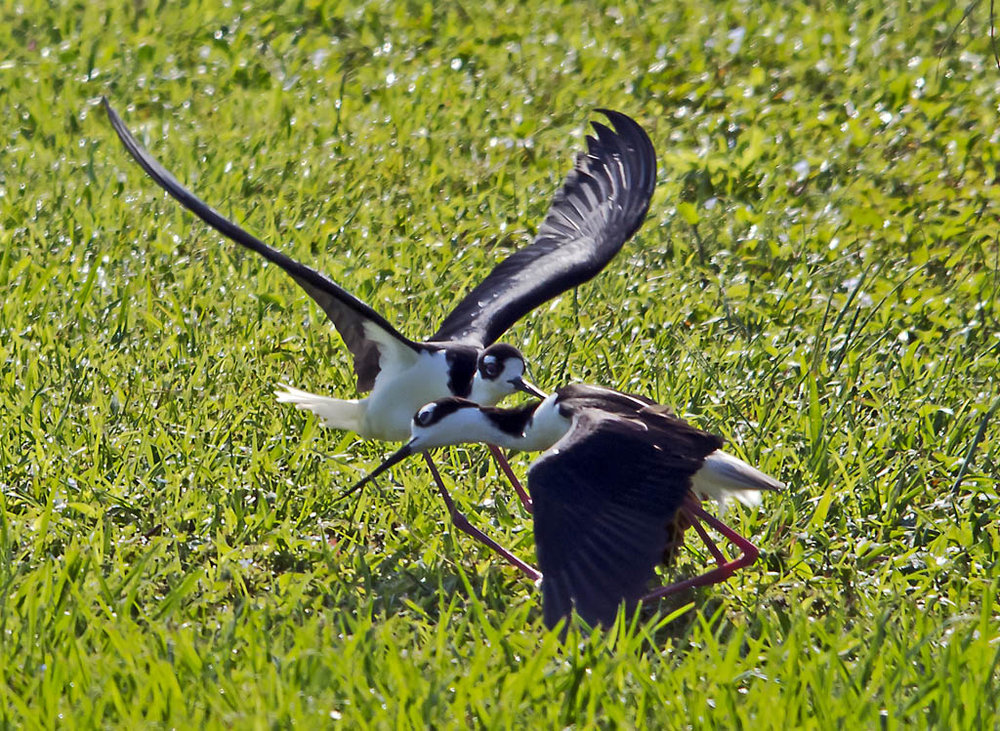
xmin=530 ymin=409 xmax=721 ymax=628
xmin=430 ymin=110 xmax=657 ymax=346
xmin=104 ymin=98 xmax=419 ymax=392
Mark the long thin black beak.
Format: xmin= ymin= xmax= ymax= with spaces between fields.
xmin=511 ymin=376 xmax=547 ymax=399
xmin=337 ymin=440 xmax=417 ymax=502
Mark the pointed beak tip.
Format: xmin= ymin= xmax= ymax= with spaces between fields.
xmin=340 ymin=441 xmax=418 ymax=500
xmin=514 ymin=378 xmax=547 ymax=399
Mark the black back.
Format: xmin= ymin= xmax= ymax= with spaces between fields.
xmin=552 ymin=383 xmax=659 ymax=415
xmin=430 ymin=110 xmax=657 ymax=346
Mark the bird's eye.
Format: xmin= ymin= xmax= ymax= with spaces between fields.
xmin=415 ymin=406 xmax=435 ymax=426
xmin=482 ymin=356 xmax=501 ymax=378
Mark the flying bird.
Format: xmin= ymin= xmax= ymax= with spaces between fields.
xmin=351 ymin=384 xmax=783 ymax=629
xmin=105 ymin=99 xmax=658 ymax=574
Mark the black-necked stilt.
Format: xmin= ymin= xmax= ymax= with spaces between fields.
xmin=351 ymin=384 xmax=784 ymax=629
xmin=105 ymin=100 xmax=657 ymax=567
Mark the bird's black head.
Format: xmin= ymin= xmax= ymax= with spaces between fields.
xmin=412 ymin=397 xmax=477 ymax=428
xmin=471 ymin=343 xmax=546 ymax=403
xmin=477 ymin=343 xmax=524 ymax=380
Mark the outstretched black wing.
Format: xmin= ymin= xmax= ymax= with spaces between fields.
xmin=430 ymin=110 xmax=657 ymax=346
xmin=104 ymin=98 xmax=419 ymax=391
xmin=530 ymin=411 xmax=722 ymax=629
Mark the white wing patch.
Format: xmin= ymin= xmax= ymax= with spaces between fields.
xmin=362 ymin=320 xmax=420 ymax=386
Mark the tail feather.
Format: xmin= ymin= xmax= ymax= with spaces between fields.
xmin=690 ymin=450 xmax=784 ymax=513
xmin=275 ymin=384 xmax=364 ymax=432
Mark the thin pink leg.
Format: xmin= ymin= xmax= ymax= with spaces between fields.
xmin=641 ymin=495 xmax=760 ymax=602
xmin=423 ymin=453 xmax=541 ymax=581
xmin=487 ymin=444 xmax=533 ymax=513
xmin=686 ymin=506 xmax=728 ymax=566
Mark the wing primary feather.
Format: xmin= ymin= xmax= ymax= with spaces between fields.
xmin=530 ymin=409 xmax=700 ymax=630
xmin=103 ymin=98 xmax=419 ymax=390
xmin=430 ymin=109 xmax=657 ymax=345
xmin=541 ymin=571 xmax=574 ymax=630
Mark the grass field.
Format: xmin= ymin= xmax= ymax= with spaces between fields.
xmin=3 ymin=0 xmax=999 ymax=726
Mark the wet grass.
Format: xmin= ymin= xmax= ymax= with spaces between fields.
xmin=2 ymin=0 xmax=999 ymax=726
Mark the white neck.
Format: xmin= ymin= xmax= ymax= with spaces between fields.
xmin=413 ymin=394 xmax=571 ymax=453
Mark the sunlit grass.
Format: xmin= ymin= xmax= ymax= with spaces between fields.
xmin=2 ymin=0 xmax=999 ymax=726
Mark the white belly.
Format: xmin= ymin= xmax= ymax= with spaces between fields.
xmin=361 ymin=350 xmax=456 ymax=441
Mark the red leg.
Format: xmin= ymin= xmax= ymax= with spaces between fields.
xmin=686 ymin=506 xmax=728 ymax=566
xmin=487 ymin=444 xmax=532 ymax=513
xmin=663 ymin=499 xmax=726 ymax=565
xmin=641 ymin=495 xmax=760 ymax=602
xmin=423 ymin=453 xmax=541 ymax=581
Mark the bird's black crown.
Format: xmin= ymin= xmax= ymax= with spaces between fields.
xmin=413 ymin=397 xmax=477 ymax=427
xmin=477 ymin=343 xmax=525 ymax=379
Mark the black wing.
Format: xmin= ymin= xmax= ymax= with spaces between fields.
xmin=430 ymin=110 xmax=657 ymax=346
xmin=104 ymin=98 xmax=419 ymax=392
xmin=530 ymin=411 xmax=722 ymax=629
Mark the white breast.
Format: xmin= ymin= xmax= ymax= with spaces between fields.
xmin=362 ymin=350 xmax=456 ymax=440
xmin=519 ymin=395 xmax=572 ymax=452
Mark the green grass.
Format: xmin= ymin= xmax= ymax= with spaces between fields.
xmin=2 ymin=0 xmax=999 ymax=726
